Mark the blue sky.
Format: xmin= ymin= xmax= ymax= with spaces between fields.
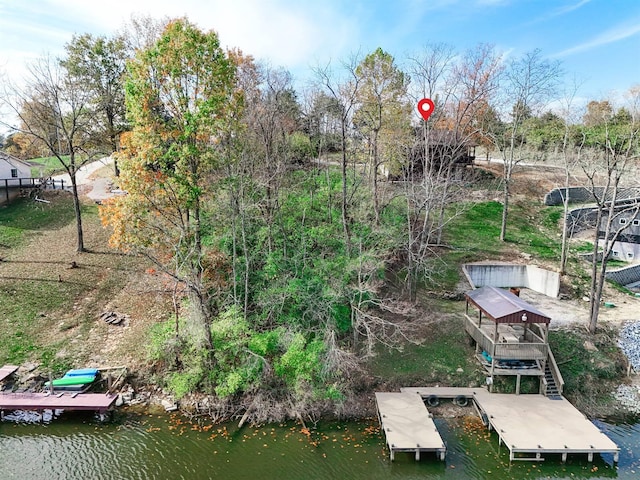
xmin=0 ymin=0 xmax=639 ymax=104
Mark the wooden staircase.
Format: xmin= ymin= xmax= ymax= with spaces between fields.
xmin=543 ymin=353 xmax=564 ymax=400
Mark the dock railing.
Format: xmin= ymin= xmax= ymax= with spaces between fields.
xmin=464 ymin=315 xmax=547 ymax=361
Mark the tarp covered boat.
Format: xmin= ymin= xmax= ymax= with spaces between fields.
xmin=64 ymin=368 xmax=99 ymax=377
xmin=45 ymin=375 xmax=97 ymax=389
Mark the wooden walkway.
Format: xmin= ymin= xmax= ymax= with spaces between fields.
xmin=0 ymin=392 xmax=117 ymax=416
xmin=398 ymin=387 xmax=619 ymax=462
xmin=375 ymin=392 xmax=446 ymax=461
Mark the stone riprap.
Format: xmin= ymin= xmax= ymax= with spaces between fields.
xmin=619 ymin=321 xmax=640 ymax=371
xmin=614 ymin=385 xmax=640 ymax=414
xmin=612 ymin=322 xmax=640 ymax=414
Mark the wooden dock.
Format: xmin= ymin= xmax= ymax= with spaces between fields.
xmin=0 ymin=392 xmax=117 ymax=416
xmin=375 ymin=392 xmax=446 ymax=461
xmin=0 ymin=365 xmax=19 ymax=382
xmin=398 ymin=387 xmax=619 ymax=463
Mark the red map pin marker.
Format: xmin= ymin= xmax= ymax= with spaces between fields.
xmin=417 ymin=98 xmax=435 ymax=121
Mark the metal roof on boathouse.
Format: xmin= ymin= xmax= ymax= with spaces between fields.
xmin=465 ymin=286 xmax=551 ymax=324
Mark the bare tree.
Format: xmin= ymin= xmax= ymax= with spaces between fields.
xmin=246 ymin=65 xmax=300 ymax=253
xmin=556 ymin=78 xmax=586 ymax=274
xmin=490 ymin=49 xmax=562 ymax=241
xmin=581 ymin=91 xmax=639 ymax=333
xmin=313 ymin=53 xmax=363 ymax=254
xmin=1 ymin=55 xmax=104 ymax=252
xmin=402 ymin=43 xmax=502 ymax=299
xmin=437 ymin=43 xmax=502 ymax=243
xmin=120 ymin=14 xmax=170 ymax=52
xmin=404 ymin=43 xmax=457 ymax=298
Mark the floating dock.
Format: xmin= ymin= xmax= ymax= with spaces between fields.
xmin=398 ymin=387 xmax=619 ymax=463
xmin=0 ymin=392 xmax=117 ymax=417
xmin=375 ymin=392 xmax=446 ymax=461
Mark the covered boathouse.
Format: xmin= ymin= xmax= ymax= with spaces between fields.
xmin=463 ymin=286 xmax=564 ymax=397
xmin=375 ymin=286 xmax=619 ymax=464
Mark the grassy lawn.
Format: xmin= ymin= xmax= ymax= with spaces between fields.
xmin=0 ymin=195 xmax=76 ymax=248
xmin=445 ymin=201 xmax=563 ymax=261
xmin=0 ymin=192 xmax=164 ymax=373
xmin=28 ymin=156 xmax=68 ymax=177
xmin=0 ymin=195 xmax=80 ymax=369
xmin=428 ymin=200 xmax=564 ymax=292
xmin=368 ymin=300 xmax=485 ymax=389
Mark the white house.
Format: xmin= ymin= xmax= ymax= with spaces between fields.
xmin=0 ymin=151 xmax=31 ymax=181
xmin=0 ymin=152 xmax=34 ymax=205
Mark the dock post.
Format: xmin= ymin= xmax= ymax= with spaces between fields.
xmin=415 ymin=449 xmax=420 ymax=461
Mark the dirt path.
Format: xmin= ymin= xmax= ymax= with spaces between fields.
xmin=52 ymin=157 xmax=117 ymax=202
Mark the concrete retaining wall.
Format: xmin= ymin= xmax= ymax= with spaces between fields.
xmin=544 ymin=187 xmax=601 ymax=206
xmin=463 ymin=263 xmax=560 ymax=298
xmin=544 ymin=187 xmax=640 ymax=206
xmin=606 ymin=264 xmax=640 ymax=288
xmin=567 ymin=207 xmax=598 ymax=234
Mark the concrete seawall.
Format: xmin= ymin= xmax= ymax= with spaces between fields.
xmin=463 ymin=263 xmax=560 ymax=298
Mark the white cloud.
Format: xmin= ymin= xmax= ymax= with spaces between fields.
xmin=552 ymin=19 xmax=640 ymax=58
xmin=30 ymin=0 xmax=357 ymax=70
xmin=551 ymin=0 xmax=592 ymax=17
xmin=211 ymin=1 xmax=353 ymax=66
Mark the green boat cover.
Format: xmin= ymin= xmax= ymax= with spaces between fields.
xmin=45 ymin=375 xmax=96 ymax=387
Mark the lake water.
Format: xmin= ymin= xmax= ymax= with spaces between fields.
xmin=0 ymin=409 xmax=638 ymax=479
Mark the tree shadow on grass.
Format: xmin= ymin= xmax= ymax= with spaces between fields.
xmin=0 ymin=276 xmax=89 ymax=287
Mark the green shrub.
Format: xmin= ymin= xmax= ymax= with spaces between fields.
xmin=167 ymin=368 xmax=203 ymax=399
xmin=275 ymin=333 xmax=324 ymax=391
xmin=249 ymin=328 xmax=284 ymax=356
xmin=288 ymin=131 xmax=315 ymax=162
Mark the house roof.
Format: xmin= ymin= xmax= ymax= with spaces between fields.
xmin=0 ymin=151 xmax=32 ymax=170
xmin=465 ymin=286 xmax=551 ymax=325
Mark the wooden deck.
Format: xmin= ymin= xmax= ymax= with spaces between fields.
xmin=0 ymin=365 xmax=19 ymax=382
xmin=398 ymin=387 xmax=619 ymax=463
xmin=0 ymin=392 xmax=117 ymax=415
xmin=464 ymin=315 xmax=548 ymax=361
xmin=375 ymin=392 xmax=446 ymax=461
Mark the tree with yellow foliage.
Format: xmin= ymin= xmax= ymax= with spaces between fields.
xmin=100 ymin=19 xmax=237 ymax=350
